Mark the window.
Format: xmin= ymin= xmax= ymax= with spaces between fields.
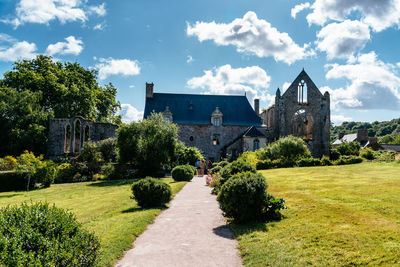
xmin=292 ymin=109 xmax=313 ymax=140
xmin=189 ymin=136 xmax=194 ymax=142
xmin=213 ymin=118 xmax=220 ymax=127
xmin=74 ymin=120 xmax=81 ymax=153
xmin=212 ymin=134 xmax=220 ymax=146
xmin=64 ymin=124 xmax=71 ymax=153
xmin=84 ymin=125 xmax=90 ymax=142
xmin=253 ymin=139 xmax=260 ymax=151
xmin=298 ymin=80 xmax=308 ymax=104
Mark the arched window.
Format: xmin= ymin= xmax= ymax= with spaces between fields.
xmin=292 ymin=109 xmax=313 ymax=140
xmin=64 ymin=124 xmax=71 ymax=153
xmin=84 ymin=125 xmax=90 ymax=142
xmin=211 ymin=107 xmax=223 ymax=126
xmin=74 ymin=120 xmax=81 ymax=153
xmin=298 ymin=80 xmax=308 ymax=104
xmin=253 ymin=139 xmax=260 ymax=151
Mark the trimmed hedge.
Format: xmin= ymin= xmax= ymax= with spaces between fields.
xmin=296 ymin=158 xmax=321 ymax=167
xmin=171 ymin=165 xmax=194 ymax=181
xmin=0 ymin=203 xmax=99 ymax=266
xmin=219 ymin=160 xmax=256 ymax=186
xmin=334 ymin=156 xmax=363 ymax=165
xmin=209 ymin=166 xmax=222 ymax=175
xmin=0 ymin=171 xmax=34 ymax=192
xmin=131 ymin=177 xmax=172 ymax=207
xmin=256 ymin=159 xmax=275 ymax=170
xmin=187 ymin=165 xmax=197 ymax=176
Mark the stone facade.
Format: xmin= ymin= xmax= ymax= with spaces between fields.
xmin=47 ymin=116 xmax=118 ymax=160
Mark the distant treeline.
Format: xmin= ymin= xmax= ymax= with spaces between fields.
xmin=331 ymin=118 xmax=400 ymax=144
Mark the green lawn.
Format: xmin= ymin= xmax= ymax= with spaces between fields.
xmin=0 ymin=178 xmax=186 ymax=266
xmin=232 ymin=162 xmax=400 ymax=266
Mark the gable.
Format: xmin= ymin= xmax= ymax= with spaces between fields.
xmin=282 ymin=69 xmax=323 ymax=100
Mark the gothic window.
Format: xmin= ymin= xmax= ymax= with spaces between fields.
xmin=253 ymin=139 xmax=260 ymax=151
xmin=211 ymin=107 xmax=223 ymax=126
xmin=189 ymin=136 xmax=194 ymax=142
xmin=298 ymin=80 xmax=308 ymax=104
xmin=292 ymin=109 xmax=313 ymax=140
xmin=74 ymin=120 xmax=81 ymax=153
xmin=212 ymin=134 xmax=220 ymax=146
xmin=84 ymin=125 xmax=90 ymax=142
xmin=64 ymin=124 xmax=71 ymax=153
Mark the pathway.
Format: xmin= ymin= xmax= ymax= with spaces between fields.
xmin=115 ymin=175 xmax=242 ymax=267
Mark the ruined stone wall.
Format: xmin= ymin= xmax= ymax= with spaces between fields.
xmin=260 ymin=106 xmax=275 ymax=130
xmin=178 ymin=124 xmax=249 ymax=161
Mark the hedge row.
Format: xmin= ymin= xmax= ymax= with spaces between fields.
xmin=0 ymin=171 xmax=34 ymax=192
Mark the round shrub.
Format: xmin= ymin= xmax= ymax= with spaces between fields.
xmin=35 ymin=161 xmax=56 ymax=188
xmin=187 ymin=165 xmax=197 ymax=176
xmin=209 ymin=166 xmax=222 ymax=175
xmin=55 ymin=163 xmax=76 ymax=183
xmin=218 ymin=161 xmax=229 ymax=168
xmin=171 ymin=165 xmax=194 ymax=181
xmin=321 ymin=155 xmax=332 ymax=166
xmin=219 ymin=160 xmax=256 ymax=185
xmin=0 ymin=202 xmax=99 ymax=266
xmin=131 ymin=177 xmax=172 ymax=207
xmin=217 ymin=172 xmax=268 ymax=222
xmin=329 ymin=149 xmax=341 ymax=161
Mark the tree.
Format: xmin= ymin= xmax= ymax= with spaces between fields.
xmin=116 ymin=113 xmax=178 ymax=176
xmin=0 ymin=55 xmax=121 ymax=156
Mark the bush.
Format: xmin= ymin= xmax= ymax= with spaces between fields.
xmin=55 ymin=163 xmax=76 ymax=183
xmin=329 ymin=149 xmax=341 ymax=160
xmin=336 ymin=142 xmax=361 ymax=156
xmin=78 ymin=141 xmax=102 ymax=164
xmin=296 ymin=157 xmax=321 ymax=167
xmin=187 ymin=165 xmax=197 ymax=176
xmin=35 ymin=161 xmax=56 ymax=188
xmin=265 ymin=194 xmax=286 ymax=220
xmin=256 ymin=159 xmax=275 ymax=170
xmin=217 ymin=161 xmax=229 ymax=168
xmin=101 ymin=163 xmax=118 ymax=180
xmin=171 ymin=165 xmax=194 ymax=181
xmin=321 ymin=155 xmax=332 ymax=166
xmin=360 ymin=148 xmax=376 ymax=160
xmin=209 ymin=174 xmax=221 ymax=187
xmin=260 ymin=136 xmax=311 ymax=161
xmin=0 ymin=203 xmax=99 ymax=266
xmin=0 ymin=156 xmax=18 ymax=171
xmin=219 ymin=160 xmax=256 ymax=186
xmin=334 ymin=156 xmax=363 ymax=165
xmin=131 ymin=177 xmax=172 ymax=207
xmin=217 ymin=172 xmax=268 ymax=222
xmin=209 ymin=166 xmax=222 ymax=175
xmin=173 ymin=142 xmax=204 ymax=166
xmin=97 ymin=138 xmax=116 ymax=162
xmin=237 ymin=151 xmax=259 ymax=167
xmin=273 ymin=158 xmax=296 ymax=168
xmin=0 ymin=171 xmax=33 ymax=192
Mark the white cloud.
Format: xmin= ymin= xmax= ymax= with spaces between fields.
xmin=0 ymin=40 xmax=36 ymax=61
xmin=118 ymin=104 xmax=143 ymax=123
xmin=331 ymin=114 xmax=352 ymax=125
xmin=325 ymin=52 xmax=400 ymax=110
xmin=187 ymin=11 xmax=314 ymax=64
xmin=316 ymin=20 xmax=370 ymax=59
xmin=186 ymin=55 xmax=194 ymax=63
xmin=282 ymin=82 xmax=291 ymax=92
xmin=306 ymin=0 xmax=400 ymax=32
xmin=187 ymin=64 xmax=272 ymax=106
xmin=93 ymin=23 xmax=105 ymax=30
xmin=95 ymin=57 xmax=141 ymax=80
xmin=46 ymin=36 xmax=83 ymax=56
xmin=129 ymin=85 xmax=135 ymax=88
xmin=5 ymin=0 xmax=106 ymax=27
xmin=291 ymin=2 xmax=311 ymax=19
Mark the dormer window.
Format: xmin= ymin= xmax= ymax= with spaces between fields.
xmin=211 ymin=107 xmax=223 ymax=127
xmin=163 ymin=106 xmax=173 ymax=123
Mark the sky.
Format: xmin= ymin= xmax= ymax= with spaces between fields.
xmin=1 ymin=0 xmax=400 ymax=125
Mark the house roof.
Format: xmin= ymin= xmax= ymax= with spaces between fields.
xmin=333 ymin=133 xmax=357 ymax=145
xmin=144 ymin=93 xmax=262 ymax=126
xmin=243 ymin=126 xmax=266 ymax=137
xmin=380 ymin=144 xmax=400 ymax=152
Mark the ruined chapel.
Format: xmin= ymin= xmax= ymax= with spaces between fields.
xmin=144 ymin=70 xmax=331 ymax=160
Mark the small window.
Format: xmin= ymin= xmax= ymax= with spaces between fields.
xmin=189 ymin=136 xmax=194 ymax=142
xmin=253 ymin=139 xmax=260 ymax=151
xmin=212 ymin=134 xmax=220 ymax=146
xmin=213 ymin=118 xmax=220 ymax=127
xmin=165 ymin=117 xmax=172 ymax=123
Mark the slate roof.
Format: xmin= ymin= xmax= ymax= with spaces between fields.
xmin=332 ymin=133 xmax=357 ymax=145
xmin=243 ymin=126 xmax=266 ymax=137
xmin=380 ymin=144 xmax=400 ymax=152
xmin=144 ymin=93 xmax=262 ymax=126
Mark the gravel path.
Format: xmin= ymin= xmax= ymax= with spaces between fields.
xmin=115 ymin=175 xmax=242 ymax=267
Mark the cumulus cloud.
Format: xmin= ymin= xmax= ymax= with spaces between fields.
xmin=93 ymin=23 xmax=105 ymax=30
xmin=187 ymin=11 xmax=314 ymax=64
xmin=324 ymin=52 xmax=400 ymax=110
xmin=305 ymin=0 xmax=400 ymax=32
xmin=46 ymin=36 xmax=83 ymax=56
xmin=0 ymin=39 xmax=36 ymax=61
xmin=118 ymin=104 xmax=143 ymax=123
xmin=291 ymin=2 xmax=311 ymax=19
xmin=331 ymin=114 xmax=352 ymax=125
xmin=187 ymin=64 xmax=272 ymax=106
xmin=95 ymin=57 xmax=141 ymax=80
xmin=282 ymin=82 xmax=291 ymax=92
xmin=316 ymin=20 xmax=370 ymax=59
xmin=4 ymin=0 xmax=106 ymax=27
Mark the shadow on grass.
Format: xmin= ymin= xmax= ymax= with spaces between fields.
xmin=121 ymin=206 xmax=145 ymax=213
xmin=230 ymin=221 xmax=269 ymax=237
xmin=213 ymin=225 xmax=235 ymax=240
xmin=0 ymin=193 xmax=20 ymax=199
xmin=87 ymin=179 xmax=136 ymax=187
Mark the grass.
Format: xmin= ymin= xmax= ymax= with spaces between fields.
xmin=0 ymin=178 xmax=187 ymax=266
xmin=231 ymin=161 xmax=400 ymax=266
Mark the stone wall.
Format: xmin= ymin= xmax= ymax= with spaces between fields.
xmin=47 ymin=116 xmax=118 ymax=160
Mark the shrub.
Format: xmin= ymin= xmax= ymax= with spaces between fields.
xmin=296 ymin=157 xmax=321 ymax=167
xmin=0 ymin=156 xmax=18 ymax=171
xmin=336 ymin=141 xmax=361 ymax=156
xmin=0 ymin=203 xmax=99 ymax=266
xmin=265 ymin=194 xmax=286 ymax=220
xmin=209 ymin=166 xmax=222 ymax=175
xmin=101 ymin=163 xmax=118 ymax=180
xmin=217 ymin=161 xmax=229 ymax=168
xmin=209 ymin=174 xmax=221 ymax=187
xmin=237 ymin=151 xmax=259 ymax=167
xmin=260 ymin=136 xmax=311 ymax=161
xmin=171 ymin=165 xmax=194 ymax=181
xmin=217 ymin=172 xmax=268 ymax=222
xmin=219 ymin=160 xmax=256 ymax=186
xmin=256 ymin=159 xmax=275 ymax=170
xmin=78 ymin=141 xmax=102 ymax=164
xmin=274 ymin=158 xmax=296 ymax=168
xmin=55 ymin=163 xmax=76 ymax=183
xmin=321 ymin=155 xmax=332 ymax=166
xmin=329 ymin=149 xmax=341 ymax=161
xmin=173 ymin=142 xmax=204 ymax=166
xmin=187 ymin=165 xmax=197 ymax=176
xmin=131 ymin=177 xmax=172 ymax=207
xmin=97 ymin=138 xmax=116 ymax=162
xmin=0 ymin=171 xmax=33 ymax=192
xmin=334 ymin=156 xmax=363 ymax=165
xmin=360 ymin=148 xmax=376 ymax=160
xmin=35 ymin=161 xmax=56 ymax=188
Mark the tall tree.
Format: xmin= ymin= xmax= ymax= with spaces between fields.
xmin=0 ymin=55 xmax=121 ymax=156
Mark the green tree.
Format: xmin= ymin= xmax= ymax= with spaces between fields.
xmin=116 ymin=113 xmax=178 ymax=176
xmin=0 ymin=55 xmax=121 ymax=156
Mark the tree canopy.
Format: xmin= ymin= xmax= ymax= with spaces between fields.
xmin=0 ymin=55 xmax=121 ymax=156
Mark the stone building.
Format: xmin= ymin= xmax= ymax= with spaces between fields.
xmin=144 ymin=69 xmax=330 ymax=161
xmin=47 ymin=116 xmax=118 ymax=160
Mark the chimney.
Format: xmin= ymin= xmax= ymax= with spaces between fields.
xmin=357 ymin=129 xmax=368 ymax=142
xmin=254 ymin=99 xmax=260 ymax=115
xmin=146 ymin=82 xmax=154 ymax=98
xmin=338 ymin=132 xmax=346 ymax=140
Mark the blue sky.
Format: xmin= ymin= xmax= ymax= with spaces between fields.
xmin=1 ymin=0 xmax=400 ymax=125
